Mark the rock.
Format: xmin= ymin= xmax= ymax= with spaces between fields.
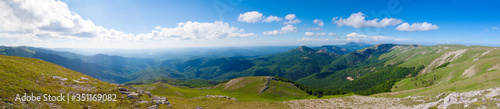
xmin=145 ymin=91 xmax=153 ymax=97
xmin=152 ymin=97 xmax=172 ymax=107
xmin=127 ymin=85 xmax=138 ymax=90
xmin=147 ymin=105 xmax=158 ymax=109
xmin=196 ymin=106 xmax=203 ymax=109
xmin=72 ymin=80 xmax=84 ymax=83
xmin=205 ymin=95 xmax=236 ymax=100
xmin=119 ymin=91 xmax=131 ymax=94
xmin=127 ymin=92 xmax=140 ymax=99
xmin=135 ymin=101 xmax=149 ymax=104
xmin=52 ymin=75 xmax=68 ymax=81
xmin=80 ymin=77 xmax=89 ymax=80
xmin=118 ymin=87 xmax=130 ymax=91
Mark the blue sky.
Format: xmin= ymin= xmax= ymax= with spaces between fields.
xmin=0 ymin=0 xmax=499 ymax=48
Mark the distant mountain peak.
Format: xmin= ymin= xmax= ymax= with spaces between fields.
xmin=345 ymin=42 xmax=370 ymax=46
xmin=290 ymin=46 xmax=315 ymax=52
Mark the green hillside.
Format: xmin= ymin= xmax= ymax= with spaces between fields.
xmin=132 ymin=76 xmax=310 ymax=101
xmin=0 ymin=55 xmax=162 ymax=108
xmin=371 ymin=45 xmax=500 ymax=98
xmin=0 ymin=46 xmax=156 ymax=83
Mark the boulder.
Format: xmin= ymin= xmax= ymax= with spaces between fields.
xmin=145 ymin=91 xmax=153 ymax=97
xmin=196 ymin=106 xmax=203 ymax=109
xmin=147 ymin=105 xmax=158 ymax=109
xmin=127 ymin=92 xmax=140 ymax=99
xmin=118 ymin=87 xmax=130 ymax=91
xmin=52 ymin=75 xmax=68 ymax=81
xmin=80 ymin=77 xmax=89 ymax=80
xmin=135 ymin=100 xmax=150 ymax=104
xmin=152 ymin=97 xmax=172 ymax=107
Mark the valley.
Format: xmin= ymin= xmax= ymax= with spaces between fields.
xmin=2 ymin=42 xmax=500 ymax=108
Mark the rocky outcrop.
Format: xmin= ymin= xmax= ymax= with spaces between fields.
xmin=286 ymin=87 xmax=500 ymax=109
xmin=116 ymin=85 xmax=173 ymax=108
xmin=151 ymin=96 xmax=173 ymax=107
xmin=196 ymin=106 xmax=203 ymax=109
xmin=259 ymin=76 xmax=273 ymax=94
xmin=205 ymin=95 xmax=237 ymax=100
xmin=52 ymin=75 xmax=68 ymax=81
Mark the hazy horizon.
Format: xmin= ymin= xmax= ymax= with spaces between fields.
xmin=1 ymin=0 xmax=499 ymax=49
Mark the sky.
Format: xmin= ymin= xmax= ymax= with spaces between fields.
xmin=0 ymin=0 xmax=499 ymax=49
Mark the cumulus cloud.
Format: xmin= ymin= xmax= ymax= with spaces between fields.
xmin=263 ymin=25 xmax=297 ymax=35
xmin=332 ymin=12 xmax=403 ymax=28
xmin=238 ymin=11 xmax=263 ymax=23
xmin=283 ymin=14 xmax=301 ymax=25
xmin=297 ymin=37 xmax=328 ymax=41
xmin=136 ymin=21 xmax=256 ymax=40
xmin=395 ymin=22 xmax=439 ymax=32
xmin=313 ymin=19 xmax=324 ymax=27
xmin=345 ymin=32 xmax=408 ymax=42
xmin=346 ymin=32 xmax=368 ymax=41
xmin=0 ymin=0 xmax=255 ymax=42
xmin=262 ymin=15 xmax=283 ymax=23
xmin=0 ymin=0 xmax=135 ymax=40
xmin=305 ymin=32 xmax=336 ymax=37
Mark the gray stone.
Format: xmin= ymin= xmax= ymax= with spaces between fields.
xmin=147 ymin=105 xmax=158 ymax=109
xmin=152 ymin=97 xmax=172 ymax=107
xmin=127 ymin=92 xmax=140 ymax=99
xmin=80 ymin=77 xmax=89 ymax=80
xmin=196 ymin=106 xmax=203 ymax=109
xmin=52 ymin=75 xmax=68 ymax=81
xmin=118 ymin=87 xmax=130 ymax=91
xmin=135 ymin=100 xmax=150 ymax=104
xmin=145 ymin=91 xmax=153 ymax=97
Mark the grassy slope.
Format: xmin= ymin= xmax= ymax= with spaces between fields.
xmin=373 ymin=45 xmax=500 ymax=98
xmin=0 ymin=55 xmax=156 ymax=108
xmin=132 ymin=76 xmax=311 ymax=108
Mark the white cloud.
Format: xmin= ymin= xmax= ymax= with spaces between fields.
xmin=332 ymin=12 xmax=403 ymax=28
xmin=263 ymin=25 xmax=297 ymax=35
xmin=492 ymin=27 xmax=499 ymax=30
xmin=305 ymin=32 xmax=336 ymax=37
xmin=136 ymin=21 xmax=256 ymax=40
xmin=0 ymin=0 xmax=255 ymax=42
xmin=283 ymin=14 xmax=301 ymax=25
xmin=313 ymin=19 xmax=324 ymax=27
xmin=237 ymin=11 xmax=263 ymax=23
xmin=284 ymin=19 xmax=301 ymax=25
xmin=262 ymin=15 xmax=283 ymax=23
xmin=285 ymin=14 xmax=296 ymax=20
xmin=346 ymin=32 xmax=367 ymax=41
xmin=345 ymin=32 xmax=408 ymax=42
xmin=297 ymin=37 xmax=328 ymax=41
xmin=0 ymin=0 xmax=135 ymax=40
xmin=395 ymin=22 xmax=439 ymax=32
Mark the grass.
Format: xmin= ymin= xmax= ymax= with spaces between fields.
xmin=0 ymin=55 xmax=154 ymax=108
xmin=373 ymin=46 xmax=500 ymax=98
xmin=133 ymin=76 xmax=311 ymax=102
xmin=131 ymin=76 xmax=322 ymax=108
